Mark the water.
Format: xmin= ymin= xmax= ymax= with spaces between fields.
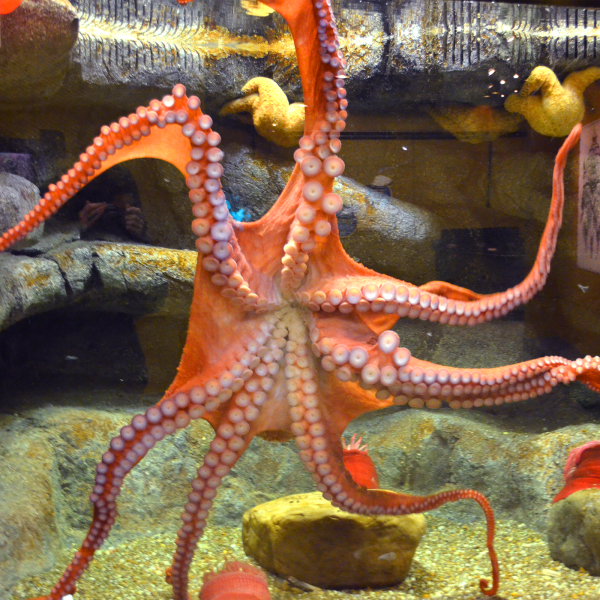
xmin=1 ymin=0 xmax=600 ymax=599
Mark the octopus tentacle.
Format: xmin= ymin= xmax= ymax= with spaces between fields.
xmin=0 ymin=86 xmax=280 ymax=312
xmin=298 ymin=123 xmax=581 ymax=325
xmin=166 ymin=399 xmax=263 ymax=600
xmin=37 ymin=387 xmax=221 ymax=600
xmin=310 ymin=310 xmax=600 ymax=408
xmin=38 ymin=317 xmax=279 ymax=600
xmin=264 ymin=0 xmax=347 ymax=295
xmin=288 ymin=381 xmax=499 ymax=596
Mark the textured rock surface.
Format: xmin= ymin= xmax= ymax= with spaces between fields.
xmin=0 ymin=241 xmax=195 ymax=333
xmin=0 ymin=0 xmax=78 ymax=106
xmin=548 ymin=489 xmax=600 ymax=575
xmin=0 ymin=416 xmax=60 ymax=600
xmin=61 ymin=0 xmax=600 ymax=110
xmin=0 ymin=173 xmax=45 ymax=245
xmin=242 ymin=491 xmax=426 ymax=589
xmin=350 ymin=405 xmax=600 ymax=532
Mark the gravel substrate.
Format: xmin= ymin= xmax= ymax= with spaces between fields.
xmin=10 ymin=514 xmax=599 ymax=600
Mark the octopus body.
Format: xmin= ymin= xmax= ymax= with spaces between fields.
xmin=1 ymin=0 xmax=599 ymax=599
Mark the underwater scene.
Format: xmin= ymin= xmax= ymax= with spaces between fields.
xmin=3 ymin=0 xmax=600 ymax=599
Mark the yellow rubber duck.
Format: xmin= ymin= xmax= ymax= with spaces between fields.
xmin=219 ymin=77 xmax=305 ymax=147
xmin=504 ymin=65 xmax=600 ymax=137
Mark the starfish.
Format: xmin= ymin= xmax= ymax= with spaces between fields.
xmin=2 ymin=0 xmax=600 ymax=599
xmin=505 ymin=65 xmax=600 ymax=137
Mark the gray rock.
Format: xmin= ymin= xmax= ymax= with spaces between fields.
xmin=548 ymin=489 xmax=600 ymax=575
xmin=346 ymin=407 xmax=600 ymax=533
xmin=0 ymin=253 xmax=66 ymax=332
xmin=0 ymin=241 xmax=196 ymax=333
xmin=337 ymin=177 xmax=442 ymax=284
xmin=0 ymin=173 xmax=44 ymax=246
xmin=0 ymin=415 xmax=60 ymax=600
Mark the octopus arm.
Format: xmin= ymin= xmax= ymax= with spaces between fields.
xmin=300 ymin=124 xmax=580 ymax=328
xmin=287 ymin=367 xmax=499 ymax=596
xmin=310 ymin=310 xmax=600 ymax=409
xmin=33 ymin=311 xmax=287 ymax=600
xmin=0 ymin=89 xmax=282 ymax=313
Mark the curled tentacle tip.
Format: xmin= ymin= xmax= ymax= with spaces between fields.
xmin=479 ymin=577 xmax=498 ymax=596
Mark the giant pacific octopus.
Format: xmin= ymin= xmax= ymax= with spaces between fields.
xmin=1 ymin=0 xmax=599 ymax=598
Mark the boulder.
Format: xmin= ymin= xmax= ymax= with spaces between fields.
xmin=242 ymin=491 xmax=426 ymax=589
xmin=0 ymin=0 xmax=78 ymax=106
xmin=0 ymin=241 xmax=196 ymax=333
xmin=548 ymin=489 xmax=600 ymax=575
xmin=0 ymin=173 xmax=44 ymax=245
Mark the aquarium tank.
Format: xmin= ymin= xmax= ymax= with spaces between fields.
xmin=2 ymin=0 xmax=600 ymax=599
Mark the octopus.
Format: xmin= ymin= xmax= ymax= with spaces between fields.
xmin=0 ymin=0 xmax=22 ymax=15
xmin=1 ymin=0 xmax=599 ymax=599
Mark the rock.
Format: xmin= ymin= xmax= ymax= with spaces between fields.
xmin=47 ymin=0 xmax=600 ymax=111
xmin=0 ymin=241 xmax=196 ymax=332
xmin=0 ymin=415 xmax=60 ymax=600
xmin=548 ymin=489 xmax=600 ymax=575
xmin=242 ymin=492 xmax=426 ymax=589
xmin=0 ymin=0 xmax=78 ymax=106
xmin=337 ymin=178 xmax=442 ymax=284
xmin=0 ymin=173 xmax=44 ymax=245
xmin=348 ymin=407 xmax=600 ymax=532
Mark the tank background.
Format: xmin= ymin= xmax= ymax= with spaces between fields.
xmin=2 ymin=0 xmax=600 ymax=597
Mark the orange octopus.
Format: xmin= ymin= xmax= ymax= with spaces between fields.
xmin=0 ymin=0 xmax=21 ymax=14
xmin=2 ymin=0 xmax=599 ymax=598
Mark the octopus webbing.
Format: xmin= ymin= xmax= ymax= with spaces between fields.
xmin=1 ymin=0 xmax=599 ymax=598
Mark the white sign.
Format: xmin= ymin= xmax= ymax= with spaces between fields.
xmin=578 ymin=119 xmax=600 ymax=274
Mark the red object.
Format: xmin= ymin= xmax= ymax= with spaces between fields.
xmin=199 ymin=561 xmax=271 ymax=600
xmin=342 ymin=435 xmax=380 ymax=489
xmin=0 ymin=0 xmax=22 ymax=15
xmin=553 ymin=441 xmax=600 ymax=503
xmin=343 ymin=449 xmax=380 ymax=488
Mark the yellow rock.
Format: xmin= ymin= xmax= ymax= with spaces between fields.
xmin=242 ymin=491 xmax=426 ymax=589
xmin=504 ymin=65 xmax=600 ymax=137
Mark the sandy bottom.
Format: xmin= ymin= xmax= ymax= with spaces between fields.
xmin=10 ymin=512 xmax=599 ymax=600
